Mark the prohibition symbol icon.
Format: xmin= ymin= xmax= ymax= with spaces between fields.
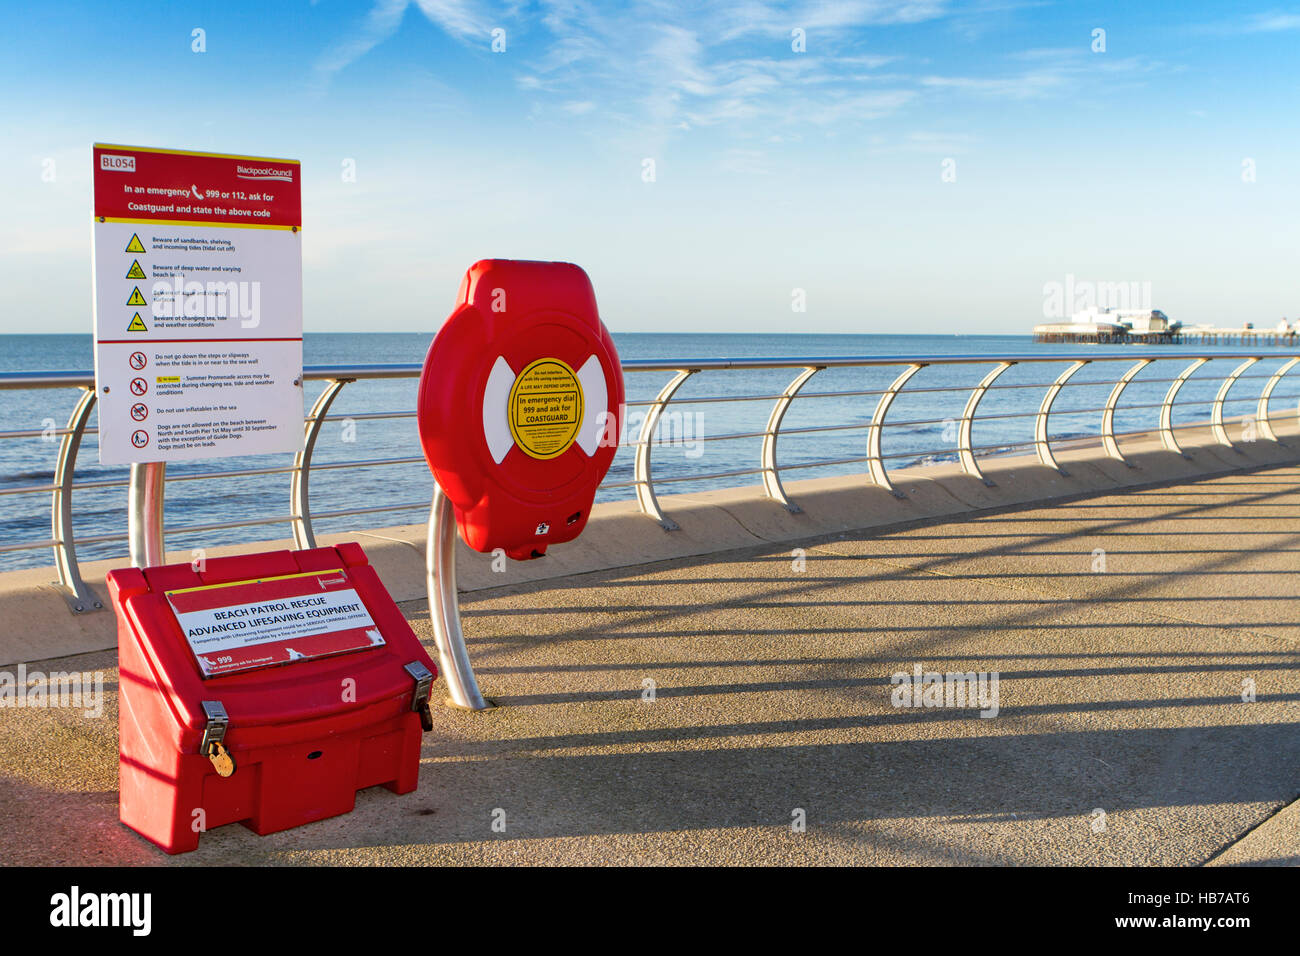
xmin=130 ymin=377 xmax=148 ymax=396
xmin=131 ymin=430 xmax=149 ymax=449
xmin=130 ymin=403 xmax=149 ymax=421
xmin=129 ymin=352 xmax=147 ymax=370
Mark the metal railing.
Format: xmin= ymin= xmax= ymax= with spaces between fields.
xmin=2 ymin=349 xmax=1298 ymax=617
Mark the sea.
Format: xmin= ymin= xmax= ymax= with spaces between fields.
xmin=0 ymin=332 xmax=1293 ymax=572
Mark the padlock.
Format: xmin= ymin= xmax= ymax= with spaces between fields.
xmin=206 ymin=740 xmax=236 ymax=777
xmin=200 ymin=700 xmax=235 ymax=777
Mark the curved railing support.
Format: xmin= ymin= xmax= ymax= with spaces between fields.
xmin=635 ymin=369 xmax=696 ymax=530
xmin=959 ymin=362 xmax=1013 ymax=485
xmin=1212 ymin=358 xmax=1259 ymax=447
xmin=1257 ymin=357 xmax=1300 ymax=442
xmin=50 ymin=387 xmax=104 ymax=613
xmin=1160 ymin=357 xmax=1208 ymax=455
xmin=867 ymin=364 xmax=923 ymax=497
xmin=761 ymin=366 xmax=822 ymax=512
xmin=426 ymin=483 xmax=488 ymax=710
xmin=1101 ymin=358 xmax=1152 ymax=465
xmin=1035 ymin=360 xmax=1088 ymax=473
xmin=292 ymin=378 xmax=353 ymax=550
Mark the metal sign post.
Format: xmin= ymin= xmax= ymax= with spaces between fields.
xmin=128 ymin=461 xmax=166 ymax=568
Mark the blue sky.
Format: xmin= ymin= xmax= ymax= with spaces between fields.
xmin=2 ymin=0 xmax=1298 ymax=334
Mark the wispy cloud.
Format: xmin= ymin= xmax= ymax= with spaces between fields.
xmin=511 ymin=1 xmax=934 ymax=145
xmin=315 ymin=0 xmax=412 ymax=82
xmin=413 ymin=0 xmax=496 ymax=39
xmin=1191 ymin=9 xmax=1300 ymax=36
xmin=864 ymin=128 xmax=978 ymax=155
xmin=1242 ymin=10 xmax=1300 ymax=31
xmin=314 ymin=0 xmax=495 ymax=84
xmin=922 ymin=53 xmax=1166 ymax=101
xmin=711 ymin=0 xmax=952 ymax=40
xmin=314 ymin=0 xmax=1166 ymax=151
xmin=944 ymin=0 xmax=1050 ymax=42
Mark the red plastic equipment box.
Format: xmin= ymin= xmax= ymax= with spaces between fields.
xmin=107 ymin=543 xmax=437 ymax=854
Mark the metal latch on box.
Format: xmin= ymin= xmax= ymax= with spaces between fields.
xmin=404 ymin=662 xmax=434 ymax=732
xmin=200 ymin=700 xmax=236 ymax=777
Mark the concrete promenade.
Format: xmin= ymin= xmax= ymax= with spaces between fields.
xmin=1 ymin=427 xmax=1298 ymax=865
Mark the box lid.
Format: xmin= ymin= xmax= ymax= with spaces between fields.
xmin=107 ymin=544 xmax=435 ymax=738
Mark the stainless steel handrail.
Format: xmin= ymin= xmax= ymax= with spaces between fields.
xmin=50 ymin=387 xmax=102 ymax=612
xmin=2 ymin=348 xmax=1298 ymax=615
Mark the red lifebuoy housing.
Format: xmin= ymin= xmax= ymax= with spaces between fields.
xmin=417 ymin=260 xmax=624 ymax=560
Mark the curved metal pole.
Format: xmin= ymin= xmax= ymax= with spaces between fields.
xmin=128 ymin=461 xmax=167 ymax=568
xmin=427 ymin=483 xmax=487 ymax=710
xmin=959 ymin=362 xmax=1013 ymax=486
xmin=761 ymin=366 xmax=821 ymax=512
xmin=1256 ymin=356 xmax=1299 ymax=442
xmin=1211 ymin=358 xmax=1259 ymax=447
xmin=1101 ymin=358 xmax=1152 ymax=465
xmin=1160 ymin=357 xmax=1208 ymax=455
xmin=1035 ymin=360 xmax=1088 ymax=473
xmin=635 ymin=369 xmax=695 ymax=530
xmin=292 ymin=378 xmax=352 ymax=550
xmin=867 ymin=363 xmax=923 ymax=497
xmin=51 ymin=387 xmax=103 ymax=613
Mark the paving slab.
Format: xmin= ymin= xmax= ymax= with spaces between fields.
xmin=1207 ymin=797 xmax=1300 ymax=867
xmin=809 ymin=465 xmax=1300 ymax=639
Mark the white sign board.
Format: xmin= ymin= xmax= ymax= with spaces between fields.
xmin=91 ymin=144 xmax=304 ymax=464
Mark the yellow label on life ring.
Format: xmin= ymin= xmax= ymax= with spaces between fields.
xmin=507 ymin=357 xmax=584 ymax=459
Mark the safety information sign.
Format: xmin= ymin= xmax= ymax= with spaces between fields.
xmin=507 ymin=357 xmax=584 ymax=459
xmin=92 ymin=143 xmax=304 ymax=465
xmin=166 ymin=569 xmax=384 ymax=678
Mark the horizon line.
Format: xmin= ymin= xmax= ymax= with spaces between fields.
xmin=0 ymin=329 xmax=1033 ymax=337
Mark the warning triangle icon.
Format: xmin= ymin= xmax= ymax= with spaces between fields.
xmin=126 ymin=287 xmax=148 ymax=306
xmin=125 ymin=259 xmax=147 ymax=280
xmin=125 ymin=233 xmax=146 ymax=254
xmin=127 ymin=313 xmax=148 ymax=332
